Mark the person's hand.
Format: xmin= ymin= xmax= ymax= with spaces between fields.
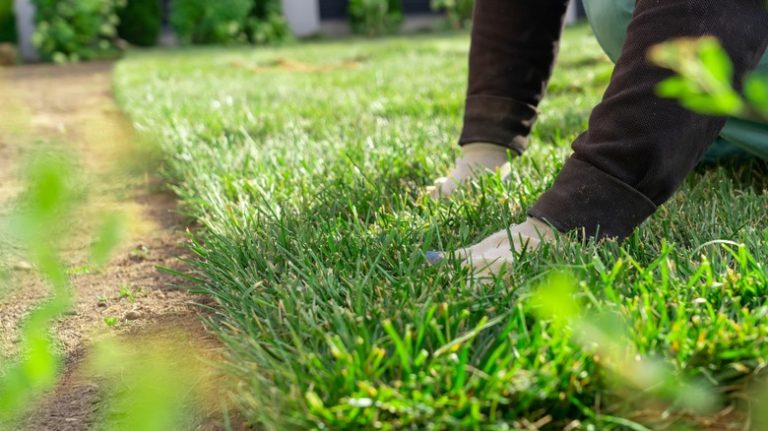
xmin=426 ymin=143 xmax=515 ymax=199
xmin=427 ymin=217 xmax=556 ymax=278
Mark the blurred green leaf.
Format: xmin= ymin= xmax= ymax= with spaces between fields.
xmin=531 ymin=271 xmax=581 ymax=326
xmin=745 ymin=73 xmax=768 ymax=114
xmin=0 ymin=154 xmax=74 ymax=422
xmin=90 ymin=212 xmax=125 ymax=268
xmin=649 ymin=37 xmax=746 ymax=117
xmin=698 ymin=37 xmax=734 ymax=84
xmin=90 ymin=337 xmax=207 ymax=431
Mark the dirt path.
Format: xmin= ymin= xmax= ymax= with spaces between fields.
xmin=0 ymin=63 xmax=226 ymax=430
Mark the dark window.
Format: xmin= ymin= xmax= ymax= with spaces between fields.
xmin=401 ymin=0 xmax=433 ymax=14
xmin=319 ymin=0 xmax=348 ymax=19
xmin=162 ymin=0 xmax=172 ymax=27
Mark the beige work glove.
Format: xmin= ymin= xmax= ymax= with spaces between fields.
xmin=427 ymin=143 xmax=515 ymax=199
xmin=427 ymin=217 xmax=556 ymax=278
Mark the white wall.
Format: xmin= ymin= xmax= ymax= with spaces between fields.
xmin=13 ymin=0 xmax=38 ymax=61
xmin=565 ymin=0 xmax=579 ymax=25
xmin=281 ymin=0 xmax=321 ymax=37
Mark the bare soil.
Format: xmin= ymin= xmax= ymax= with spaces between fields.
xmin=0 ymin=63 xmax=232 ymax=430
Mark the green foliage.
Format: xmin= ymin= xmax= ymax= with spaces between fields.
xmin=244 ymin=0 xmax=291 ymax=45
xmin=89 ymin=338 xmax=207 ymax=431
xmin=348 ymin=0 xmax=403 ymax=36
xmin=0 ymin=0 xmax=16 ymax=43
xmin=169 ymin=0 xmax=290 ymax=45
xmin=744 ymin=73 xmax=768 ymax=118
xmin=90 ymin=212 xmax=125 ymax=268
xmin=114 ymin=27 xmax=768 ymax=430
xmin=117 ymin=0 xmax=163 ymax=47
xmin=0 ymin=156 xmax=76 ymax=423
xmin=0 ymin=156 xmax=195 ymax=430
xmin=170 ymin=0 xmax=253 ymax=45
xmin=531 ymin=270 xmax=718 ymax=414
xmin=0 ymin=155 xmax=127 ymax=425
xmin=650 ymin=36 xmax=768 ymax=121
xmin=0 ymin=120 xmax=197 ymax=431
xmin=431 ymin=0 xmax=474 ymax=29
xmin=31 ymin=0 xmax=125 ymax=63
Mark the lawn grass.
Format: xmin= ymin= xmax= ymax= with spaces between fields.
xmin=114 ymin=25 xmax=768 ymax=430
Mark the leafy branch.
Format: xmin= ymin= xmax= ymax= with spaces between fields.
xmin=648 ymin=36 xmax=768 ymax=122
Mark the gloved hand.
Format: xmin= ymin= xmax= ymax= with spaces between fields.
xmin=427 ymin=217 xmax=556 ymax=278
xmin=427 ymin=143 xmax=514 ymax=199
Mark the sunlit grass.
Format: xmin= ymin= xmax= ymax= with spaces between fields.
xmin=114 ymin=25 xmax=768 ymax=429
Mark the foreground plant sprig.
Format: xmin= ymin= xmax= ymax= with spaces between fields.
xmin=0 ymin=154 xmax=203 ymax=430
xmin=0 ymin=156 xmax=78 ymax=420
xmin=649 ymin=36 xmax=768 ymax=121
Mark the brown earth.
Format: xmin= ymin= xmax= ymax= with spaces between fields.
xmin=0 ymin=63 xmax=237 ymax=430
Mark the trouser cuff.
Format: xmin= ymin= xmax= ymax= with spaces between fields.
xmin=459 ymin=95 xmax=536 ymax=154
xmin=528 ymin=157 xmax=657 ymax=240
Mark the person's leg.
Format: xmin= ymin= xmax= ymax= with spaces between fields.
xmin=449 ymin=0 xmax=768 ymax=275
xmin=584 ymin=0 xmax=768 ymax=163
xmin=529 ymin=0 xmax=768 ymax=240
xmin=428 ymin=0 xmax=571 ymax=199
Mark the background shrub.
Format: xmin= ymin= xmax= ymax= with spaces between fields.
xmin=117 ymin=0 xmax=162 ymax=47
xmin=245 ymin=0 xmax=291 ymax=44
xmin=0 ymin=0 xmax=17 ymax=43
xmin=32 ymin=0 xmax=125 ymax=63
xmin=348 ymin=0 xmax=403 ymax=36
xmin=431 ymin=0 xmax=473 ymax=29
xmin=170 ymin=0 xmax=253 ymax=45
